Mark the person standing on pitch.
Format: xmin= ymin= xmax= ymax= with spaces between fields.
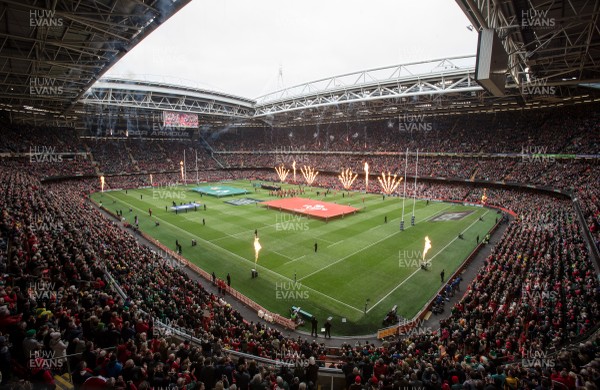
xmin=226 ymin=273 xmax=231 ymax=288
xmin=311 ymin=317 xmax=318 ymax=337
xmin=440 ymin=269 xmax=445 ymax=283
xmin=324 ymin=320 xmax=331 ymax=338
xmin=314 ymin=242 xmax=318 ymax=253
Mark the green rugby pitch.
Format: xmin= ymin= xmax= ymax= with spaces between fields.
xmin=91 ymin=180 xmax=496 ymax=335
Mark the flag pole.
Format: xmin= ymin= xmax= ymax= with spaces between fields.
xmin=195 ymin=149 xmax=199 ymax=184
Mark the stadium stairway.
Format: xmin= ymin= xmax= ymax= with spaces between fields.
xmin=83 ymin=145 xmax=101 ymax=175
xmin=198 ymin=134 xmax=214 ymax=154
xmin=449 ymin=117 xmax=460 ymax=133
xmin=211 ymin=154 xmax=226 ymax=169
xmin=198 ymin=135 xmax=227 ymax=169
xmin=125 ymin=147 xmax=140 ymax=172
xmin=470 ymin=167 xmax=479 ymax=181
xmin=54 ymin=373 xmax=74 ymax=390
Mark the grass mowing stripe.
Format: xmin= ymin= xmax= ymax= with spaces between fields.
xmin=102 ymin=192 xmax=255 ymax=264
xmin=366 ymin=209 xmax=490 ymax=313
xmin=297 ymin=203 xmax=454 ymax=282
xmin=208 ymin=208 xmax=334 ymax=245
xmin=101 ymin=191 xmax=364 ymax=314
xmin=94 ymin=182 xmax=497 ymax=334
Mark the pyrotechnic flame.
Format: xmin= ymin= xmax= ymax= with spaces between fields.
xmin=292 ymin=160 xmax=297 ymax=182
xmin=274 ymin=165 xmax=290 ymax=182
xmin=149 ymin=174 xmax=153 ymax=186
xmin=180 ymin=161 xmax=184 ymax=181
xmin=377 ymin=172 xmax=403 ymax=195
xmin=481 ymin=188 xmax=488 ymax=204
xmin=423 ymin=236 xmax=432 ymax=261
xmin=300 ymin=166 xmax=319 ymax=186
xmin=338 ymin=168 xmax=358 ymax=190
xmin=100 ymin=176 xmax=105 ymax=192
xmin=364 ymin=162 xmax=369 ymax=191
xmin=253 ymin=236 xmax=262 ymax=263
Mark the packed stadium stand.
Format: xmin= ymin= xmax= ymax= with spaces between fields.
xmin=0 ymin=102 xmax=599 ymax=389
xmin=1 ymin=0 xmax=600 ymax=388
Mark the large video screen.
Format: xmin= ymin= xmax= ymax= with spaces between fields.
xmin=163 ymin=111 xmax=199 ymax=128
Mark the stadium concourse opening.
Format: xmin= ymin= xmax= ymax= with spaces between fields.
xmin=191 ymin=185 xmax=248 ymax=197
xmin=263 ymin=197 xmax=359 ymax=220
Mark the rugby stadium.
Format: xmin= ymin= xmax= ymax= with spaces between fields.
xmin=0 ymin=1 xmax=599 ymax=389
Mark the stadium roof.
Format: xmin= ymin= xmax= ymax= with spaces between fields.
xmin=250 ymin=55 xmax=600 ymax=126
xmin=79 ymin=77 xmax=255 ymax=118
xmin=1 ymin=0 xmax=599 ymax=128
xmin=456 ymin=0 xmax=600 ymax=87
xmin=0 ymin=0 xmax=190 ymax=122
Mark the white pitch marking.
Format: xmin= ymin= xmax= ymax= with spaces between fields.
xmin=299 ymin=204 xmax=454 ymax=282
xmin=100 ymin=192 xmax=364 ymax=313
xmin=366 ymin=209 xmax=490 ymax=313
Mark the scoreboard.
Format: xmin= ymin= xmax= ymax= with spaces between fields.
xmin=163 ymin=111 xmax=199 ymax=128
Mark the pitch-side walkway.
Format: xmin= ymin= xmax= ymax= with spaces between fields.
xmin=95 ymin=202 xmax=511 ymax=349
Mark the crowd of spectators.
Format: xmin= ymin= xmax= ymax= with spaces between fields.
xmin=86 ymin=138 xmax=217 ymax=174
xmin=207 ymin=104 xmax=598 ymax=154
xmin=155 ymin=140 xmax=217 ymax=172
xmin=3 ymin=164 xmax=600 ymax=389
xmin=0 ymin=158 xmax=96 ymax=179
xmin=0 ymin=125 xmax=85 ymax=154
xmin=333 ymin=191 xmax=599 ymax=390
xmin=0 ymin=167 xmax=332 ymax=389
xmin=87 ymin=139 xmax=134 ymax=174
xmin=0 ymin=159 xmax=598 ymax=389
xmin=214 ymin=154 xmax=589 ymax=191
xmin=0 ymin=102 xmax=598 ymax=389
xmin=126 ymin=140 xmax=173 ymax=172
